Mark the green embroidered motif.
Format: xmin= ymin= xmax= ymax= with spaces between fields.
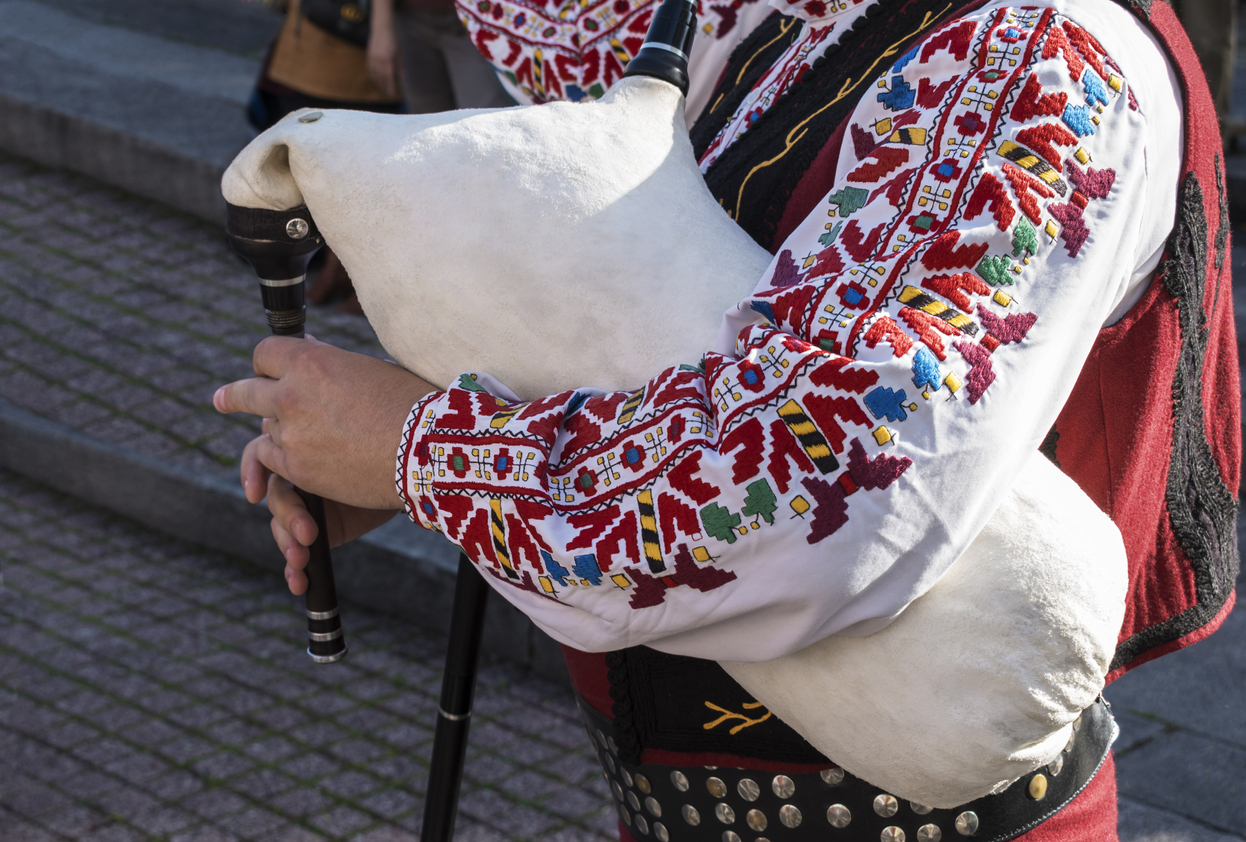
xmin=977 ymin=254 xmax=1013 ymax=286
xmin=742 ymin=479 xmax=778 ymax=525
xmin=819 ymin=220 xmax=845 ymax=247
xmin=1011 ymin=218 xmax=1038 ymax=262
xmin=827 ymin=186 xmax=869 ymax=217
xmin=701 ymin=502 xmax=743 ymax=544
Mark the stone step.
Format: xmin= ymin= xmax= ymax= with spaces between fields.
xmin=0 ymin=0 xmax=273 ymax=222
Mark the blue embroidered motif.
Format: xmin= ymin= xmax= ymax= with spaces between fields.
xmin=1062 ymin=103 xmax=1097 ymax=136
xmin=750 ymin=300 xmax=778 ymax=325
xmin=573 ymin=554 xmax=604 ymax=585
xmin=865 ymin=386 xmax=911 ymax=422
xmin=891 ymin=44 xmax=920 ymax=73
xmin=911 ymin=348 xmax=943 ymax=392
xmin=542 ymin=550 xmax=572 ymax=586
xmin=878 ymin=75 xmax=917 ymax=110
xmin=1082 ymin=70 xmax=1108 ymax=109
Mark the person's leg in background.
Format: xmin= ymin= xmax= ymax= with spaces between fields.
xmin=395 ymin=5 xmax=515 ymax=111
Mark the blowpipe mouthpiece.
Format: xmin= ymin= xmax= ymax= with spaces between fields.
xmin=622 ymin=0 xmax=697 ymax=96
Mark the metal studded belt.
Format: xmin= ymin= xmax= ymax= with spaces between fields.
xmin=577 ymin=697 xmax=1114 ymax=842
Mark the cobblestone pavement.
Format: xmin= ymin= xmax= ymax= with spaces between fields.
xmin=0 ymin=468 xmax=615 ymax=841
xmin=0 ymin=151 xmax=385 ymax=478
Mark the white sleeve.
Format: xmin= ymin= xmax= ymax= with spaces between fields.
xmin=399 ymin=3 xmax=1180 ymax=661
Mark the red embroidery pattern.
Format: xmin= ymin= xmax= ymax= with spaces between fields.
xmin=458 ymin=0 xmax=769 ymax=103
xmin=400 ymin=7 xmax=1129 ymax=611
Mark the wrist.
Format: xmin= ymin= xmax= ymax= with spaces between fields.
xmin=394 ymin=390 xmax=446 ymax=527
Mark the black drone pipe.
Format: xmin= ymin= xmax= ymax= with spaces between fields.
xmin=414 ymin=0 xmax=699 ymax=834
xmin=419 ymin=554 xmax=490 ymax=842
xmin=225 ymin=203 xmax=348 ymax=665
xmin=621 ymin=0 xmax=697 ymax=95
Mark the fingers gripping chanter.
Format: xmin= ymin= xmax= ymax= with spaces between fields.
xmin=225 ymin=203 xmax=348 ymax=664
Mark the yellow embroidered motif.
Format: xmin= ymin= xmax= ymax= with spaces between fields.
xmin=703 ymin=701 xmax=774 ymax=735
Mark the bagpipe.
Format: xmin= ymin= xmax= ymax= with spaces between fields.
xmin=221 ymin=0 xmax=1127 ymax=818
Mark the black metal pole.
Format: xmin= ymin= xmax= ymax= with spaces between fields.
xmin=420 ymin=553 xmax=490 ymax=842
xmin=413 ymin=1 xmax=700 ymax=833
xmin=224 ymin=203 xmax=347 ymax=663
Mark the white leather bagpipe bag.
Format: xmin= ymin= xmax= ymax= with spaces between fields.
xmin=222 ymin=76 xmax=1127 ymax=808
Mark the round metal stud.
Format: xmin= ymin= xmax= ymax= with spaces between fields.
xmin=1047 ymin=754 xmax=1064 ymax=777
xmin=671 ymin=770 xmax=690 ymax=792
xmin=628 ymin=791 xmax=641 ymax=811
xmin=704 ymin=765 xmax=719 ymax=770
xmin=622 ymin=769 xmax=634 ymax=788
xmin=613 ymin=781 xmax=625 ymax=802
xmin=911 ymin=802 xmax=933 ymax=815
xmin=737 ymin=778 xmax=761 ymax=801
xmin=609 ymin=736 xmax=620 ymax=753
xmin=646 ymin=796 xmax=662 ymax=817
xmin=715 ymin=803 xmax=736 ymax=825
xmin=297 ymin=111 xmax=323 ymax=122
xmin=620 ymin=805 xmax=632 ymax=826
xmin=636 ymin=773 xmax=652 ymax=794
xmin=596 ymin=729 xmax=608 ymax=748
xmin=917 ymin=824 xmax=943 ymax=842
xmin=654 ymin=821 xmax=670 ymax=842
xmin=635 ymin=814 xmax=650 ymax=836
xmin=772 ymin=775 xmax=796 ymax=799
xmin=706 ymin=777 xmax=727 ymax=798
xmin=827 ymin=804 xmax=852 ymax=828
xmin=285 ymin=218 xmax=309 ymax=240
xmin=955 ymin=811 xmax=980 ymax=836
xmin=881 ymin=826 xmax=906 ymax=842
xmin=1028 ymin=773 xmax=1048 ymax=801
xmin=779 ymin=804 xmax=803 ymax=829
xmin=874 ymin=794 xmax=899 ymax=818
xmin=722 ymin=833 xmax=741 ymax=842
xmin=682 ymin=805 xmax=701 ymax=826
xmin=605 ymin=754 xmax=616 ymax=773
xmin=746 ymin=809 xmax=768 ymax=832
xmin=1064 ymin=732 xmax=1075 ymax=752
xmin=821 ymin=767 xmax=846 ymax=786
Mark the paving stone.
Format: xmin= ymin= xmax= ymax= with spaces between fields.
xmin=182 ymin=786 xmax=252 ymax=819
xmin=0 ymin=154 xmax=386 ymax=473
xmin=1119 ymin=798 xmax=1245 ymax=842
xmin=127 ymin=805 xmax=203 ymax=835
xmin=1116 ymin=728 xmax=1246 ymax=835
xmin=308 ymin=804 xmax=375 ymax=835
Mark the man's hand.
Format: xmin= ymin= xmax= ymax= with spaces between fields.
xmin=214 ymin=335 xmax=436 ymax=511
xmin=253 ymin=461 xmax=398 ymax=594
xmin=214 ymin=336 xmax=436 ymax=593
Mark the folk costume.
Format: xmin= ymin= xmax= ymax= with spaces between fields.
xmin=384 ymin=0 xmax=1240 ymax=836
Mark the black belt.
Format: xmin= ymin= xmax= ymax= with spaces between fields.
xmin=576 ymin=696 xmax=1113 ymax=842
